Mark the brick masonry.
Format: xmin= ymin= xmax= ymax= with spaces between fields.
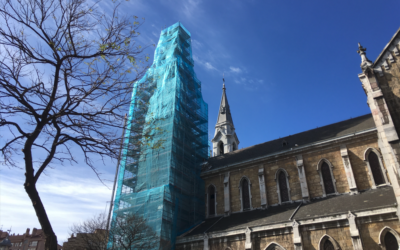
xmin=204 ymin=133 xmax=385 ymax=214
xmin=302 ymin=226 xmax=353 ymax=250
xmin=376 ymin=47 xmax=400 ymax=136
xmin=359 ymin=220 xmax=400 ymax=249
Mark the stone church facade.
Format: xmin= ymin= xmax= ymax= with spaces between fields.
xmin=175 ymin=27 xmax=400 ymax=250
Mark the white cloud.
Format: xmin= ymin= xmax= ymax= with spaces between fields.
xmin=0 ymin=166 xmax=113 ymax=244
xmin=193 ymin=55 xmax=218 ymax=71
xmin=233 ymin=77 xmax=266 ymax=91
xmin=229 ymin=66 xmax=242 ymax=73
xmin=182 ymin=0 xmax=202 ymax=19
xmin=191 ymin=39 xmax=203 ymax=50
xmin=204 ymin=62 xmax=217 ymax=71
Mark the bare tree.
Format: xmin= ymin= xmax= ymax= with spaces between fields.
xmin=68 ymin=213 xmax=169 ymax=250
xmin=0 ymin=0 xmax=161 ymax=249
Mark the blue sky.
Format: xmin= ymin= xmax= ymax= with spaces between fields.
xmin=1 ymin=0 xmax=399 ymax=244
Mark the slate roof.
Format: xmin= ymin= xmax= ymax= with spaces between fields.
xmin=206 ymin=114 xmax=376 ymax=170
xmin=182 ymin=186 xmax=396 ymax=237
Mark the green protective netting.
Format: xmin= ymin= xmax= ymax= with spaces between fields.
xmin=109 ymin=22 xmax=208 ymax=249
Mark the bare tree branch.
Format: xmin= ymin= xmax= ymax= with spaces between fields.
xmin=0 ymin=0 xmax=160 ymax=249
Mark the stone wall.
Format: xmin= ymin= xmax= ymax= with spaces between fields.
xmin=263 ymin=158 xmax=302 ymax=205
xmin=204 ymin=175 xmax=225 ymax=216
xmin=301 ymin=226 xmax=353 ymax=250
xmin=359 ymin=220 xmax=400 ymax=249
xmin=209 ymin=236 xmax=245 ymax=250
xmin=255 ymin=232 xmax=293 ymax=250
xmin=376 ymin=45 xmax=400 ymax=136
xmin=203 ymin=133 xmax=384 ymax=214
xmin=176 ymin=219 xmax=400 ymax=250
xmin=229 ymin=167 xmax=261 ymax=212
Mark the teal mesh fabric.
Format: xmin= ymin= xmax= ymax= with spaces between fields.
xmin=109 ymin=22 xmax=208 ymax=249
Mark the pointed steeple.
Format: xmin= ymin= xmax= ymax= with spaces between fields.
xmin=212 ymin=76 xmax=239 ymax=156
xmin=216 ymin=76 xmax=234 ymax=127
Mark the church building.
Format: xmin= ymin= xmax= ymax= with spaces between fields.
xmin=175 ymin=28 xmax=400 ymax=250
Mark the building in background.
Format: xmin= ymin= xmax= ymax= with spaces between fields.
xmin=63 ymin=230 xmax=107 ymax=250
xmin=109 ymin=22 xmax=208 ymax=249
xmin=175 ymin=28 xmax=400 ymax=250
xmin=0 ymin=228 xmax=62 ymax=250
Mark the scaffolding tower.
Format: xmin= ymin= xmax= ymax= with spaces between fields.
xmin=110 ymin=22 xmax=208 ymax=249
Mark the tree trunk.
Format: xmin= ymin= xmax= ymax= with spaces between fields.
xmin=24 ymin=182 xmax=58 ymax=250
xmin=24 ymin=140 xmax=58 ymax=250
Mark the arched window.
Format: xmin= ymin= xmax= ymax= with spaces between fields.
xmin=265 ymin=242 xmax=286 ymax=250
xmin=321 ymin=162 xmax=335 ymax=195
xmin=239 ymin=177 xmax=252 ymax=211
xmin=242 ymin=179 xmax=250 ymax=210
xmin=368 ymin=151 xmax=385 ymax=185
xmin=384 ymin=232 xmax=398 ymax=250
xmin=279 ymin=172 xmax=289 ymax=202
xmin=219 ymin=141 xmax=224 ymax=155
xmin=378 ymin=226 xmax=400 ymax=250
xmin=275 ymin=169 xmax=291 ymax=204
xmin=208 ymin=185 xmax=216 ymax=216
xmin=317 ymin=159 xmax=338 ymax=197
xmin=323 ymin=240 xmax=334 ymax=250
xmin=319 ymin=235 xmax=340 ymax=250
xmin=364 ymin=148 xmax=388 ymax=188
xmin=232 ymin=142 xmax=237 ymax=151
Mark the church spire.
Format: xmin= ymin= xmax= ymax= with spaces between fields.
xmin=212 ymin=76 xmax=239 ymax=156
xmin=216 ymin=76 xmax=234 ymax=127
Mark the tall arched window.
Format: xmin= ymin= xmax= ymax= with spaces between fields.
xmin=368 ymin=151 xmax=385 ymax=186
xmin=379 ymin=226 xmax=400 ymax=250
xmin=242 ymin=179 xmax=250 ymax=210
xmin=323 ymin=240 xmax=334 ymax=250
xmin=219 ymin=142 xmax=224 ymax=155
xmin=265 ymin=242 xmax=286 ymax=250
xmin=317 ymin=159 xmax=338 ymax=196
xmin=321 ymin=162 xmax=335 ymax=195
xmin=208 ymin=185 xmax=216 ymax=216
xmin=384 ymin=232 xmax=398 ymax=250
xmin=319 ymin=235 xmax=340 ymax=250
xmin=278 ymin=171 xmax=289 ymax=202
